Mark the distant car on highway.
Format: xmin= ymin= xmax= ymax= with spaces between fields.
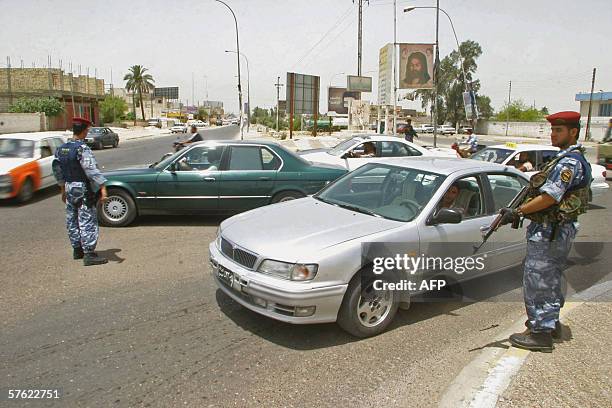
xmin=170 ymin=123 xmax=187 ymax=134
xmin=471 ymin=142 xmax=609 ymax=199
xmin=193 ymin=120 xmax=207 ymax=127
xmin=0 ymin=132 xmax=67 ymax=202
xmin=209 ymin=158 xmax=530 ymax=337
xmin=437 ymin=125 xmax=456 ymax=135
xmin=298 ymin=135 xmax=459 ymax=171
xmin=414 ymin=124 xmax=434 ymax=133
xmin=84 ymin=127 xmax=119 ymax=150
xmin=98 ymin=140 xmax=347 ymax=227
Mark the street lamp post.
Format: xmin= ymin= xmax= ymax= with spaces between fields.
xmin=215 ymin=0 xmax=243 ymax=139
xmin=404 ymin=4 xmax=473 ymax=146
xmin=226 ymin=50 xmax=250 ymax=132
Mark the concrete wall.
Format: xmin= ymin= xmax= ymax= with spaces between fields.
xmin=0 ymin=113 xmax=46 ymax=134
xmin=476 ymin=121 xmax=549 ymax=139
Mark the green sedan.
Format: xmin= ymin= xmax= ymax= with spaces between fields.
xmin=98 ymin=140 xmax=348 ymax=227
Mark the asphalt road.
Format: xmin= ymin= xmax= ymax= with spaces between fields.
xmin=0 ymin=130 xmax=610 ymax=407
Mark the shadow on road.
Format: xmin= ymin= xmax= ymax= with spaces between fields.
xmin=97 ymin=248 xmax=126 ymax=263
xmin=0 ymin=185 xmax=60 ymax=207
xmin=108 ymin=214 xmax=229 ymax=227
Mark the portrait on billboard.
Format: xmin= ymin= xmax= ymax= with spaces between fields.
xmin=399 ymin=44 xmax=434 ymax=89
xmin=328 ymin=87 xmax=361 ymax=115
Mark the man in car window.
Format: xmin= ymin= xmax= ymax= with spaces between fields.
xmin=351 ymin=142 xmax=377 ymax=158
xmin=438 ymin=184 xmax=464 ymax=213
xmin=515 ymin=152 xmax=534 ymax=172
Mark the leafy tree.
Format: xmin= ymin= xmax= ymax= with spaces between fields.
xmin=9 ymin=97 xmax=64 ymax=117
xmin=540 ymin=106 xmax=549 ymax=115
xmin=100 ymin=95 xmax=128 ymax=123
xmin=197 ymin=107 xmax=210 ymax=121
xmin=410 ymin=40 xmax=493 ymax=126
xmin=495 ymin=100 xmax=544 ymax=122
xmin=124 ymin=65 xmax=155 ymax=123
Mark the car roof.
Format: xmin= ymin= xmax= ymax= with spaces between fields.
xmin=0 ymin=132 xmax=68 ymax=141
xmin=191 ymin=139 xmax=281 ymax=147
xmin=367 ymin=156 xmax=524 ymax=176
xmin=487 ymin=143 xmax=559 ymax=152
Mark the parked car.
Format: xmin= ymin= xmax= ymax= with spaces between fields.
xmin=471 ymin=142 xmax=609 ymax=199
xmin=209 ymin=157 xmax=530 ymax=337
xmin=298 ymin=135 xmax=458 ymax=171
xmin=438 ymin=125 xmax=456 ymax=135
xmin=85 ymin=127 xmax=119 ymax=150
xmin=0 ymin=132 xmax=67 ymax=202
xmin=147 ymin=119 xmax=161 ymax=128
xmin=193 ymin=120 xmax=207 ymax=127
xmin=98 ymin=140 xmax=348 ymax=227
xmin=414 ymin=124 xmax=434 ymax=133
xmin=170 ymin=123 xmax=187 ymax=134
xmin=459 ymin=126 xmax=473 ymax=134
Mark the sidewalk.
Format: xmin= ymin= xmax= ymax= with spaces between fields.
xmin=109 ymin=126 xmax=171 ymax=142
xmin=439 ymin=281 xmax=612 ymax=408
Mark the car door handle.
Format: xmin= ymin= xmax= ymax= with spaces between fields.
xmin=203 ymin=177 xmax=216 ymax=182
xmin=258 ymin=177 xmax=271 ymax=181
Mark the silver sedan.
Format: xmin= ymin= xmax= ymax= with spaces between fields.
xmin=209 ymin=157 xmax=529 ymax=337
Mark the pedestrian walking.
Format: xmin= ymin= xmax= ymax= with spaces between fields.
xmin=52 ymin=117 xmax=109 ymax=266
xmin=498 ymin=111 xmax=591 ymax=352
xmin=402 ymin=119 xmax=418 ymax=143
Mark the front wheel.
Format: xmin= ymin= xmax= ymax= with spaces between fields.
xmin=98 ymin=189 xmax=137 ymax=227
xmin=16 ymin=178 xmax=34 ymax=203
xmin=337 ymin=271 xmax=400 ymax=338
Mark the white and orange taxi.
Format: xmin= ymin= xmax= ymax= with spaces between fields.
xmin=0 ymin=132 xmax=68 ymax=202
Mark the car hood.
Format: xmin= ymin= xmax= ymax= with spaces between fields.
xmin=0 ymin=157 xmax=31 ymax=174
xmin=103 ymin=167 xmax=159 ymax=178
xmin=220 ymin=197 xmax=402 ymax=262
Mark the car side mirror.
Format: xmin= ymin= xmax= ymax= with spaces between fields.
xmin=429 ymin=208 xmax=463 ymax=225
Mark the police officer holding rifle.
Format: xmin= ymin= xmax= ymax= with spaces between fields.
xmin=491 ymin=111 xmax=591 ymax=352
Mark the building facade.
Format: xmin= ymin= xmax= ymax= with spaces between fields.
xmin=0 ymin=67 xmax=104 ymax=130
xmin=576 ymin=91 xmax=611 ymax=141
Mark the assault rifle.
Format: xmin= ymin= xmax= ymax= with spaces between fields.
xmin=473 ymin=185 xmax=529 ymax=254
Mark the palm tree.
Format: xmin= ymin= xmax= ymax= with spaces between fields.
xmin=124 ymin=65 xmax=155 ymax=123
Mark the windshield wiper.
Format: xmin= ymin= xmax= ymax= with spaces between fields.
xmin=334 ymin=202 xmax=381 ymax=217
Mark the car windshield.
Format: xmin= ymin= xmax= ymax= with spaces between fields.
xmin=315 ymin=163 xmax=445 ymax=222
xmin=471 ymin=147 xmax=514 ymax=164
xmin=0 ymin=139 xmax=35 ymax=159
xmin=152 ymin=149 xmax=184 ymax=169
xmin=88 ymin=128 xmax=103 ymax=133
xmin=328 ymin=138 xmax=361 ymax=156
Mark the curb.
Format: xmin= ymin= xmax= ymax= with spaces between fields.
xmin=439 ymin=280 xmax=612 ymax=408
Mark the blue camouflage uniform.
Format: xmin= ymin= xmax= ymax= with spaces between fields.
xmin=523 ymin=143 xmax=590 ymax=332
xmin=52 ymin=140 xmax=107 ymax=254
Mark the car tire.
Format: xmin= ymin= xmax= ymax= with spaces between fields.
xmin=337 ymin=270 xmax=400 ymax=338
xmin=271 ymin=190 xmax=305 ymax=203
xmin=113 ymin=138 xmax=119 ymax=148
xmin=96 ymin=140 xmax=104 ymax=150
xmin=16 ymin=177 xmax=34 ymax=203
xmin=98 ymin=189 xmax=137 ymax=227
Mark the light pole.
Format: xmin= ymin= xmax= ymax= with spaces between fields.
xmin=225 ymin=50 xmax=250 ymax=133
xmin=215 ymin=0 xmax=243 ymax=139
xmin=404 ymin=3 xmax=471 ymax=146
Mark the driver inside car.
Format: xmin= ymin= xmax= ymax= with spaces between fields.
xmin=437 ymin=183 xmax=466 ymax=214
xmin=349 ymin=142 xmax=377 ymax=158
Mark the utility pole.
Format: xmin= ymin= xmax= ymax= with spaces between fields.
xmin=191 ymin=72 xmax=195 ymax=110
xmin=585 ymin=68 xmax=596 ymax=141
xmin=354 ymin=0 xmax=368 ymax=76
xmin=393 ymin=0 xmax=397 ymax=136
xmin=505 ymin=80 xmax=512 ymax=137
xmin=432 ymin=0 xmax=440 ymax=146
xmin=275 ymin=76 xmax=284 ymax=132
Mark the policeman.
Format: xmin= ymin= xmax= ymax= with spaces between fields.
xmin=53 ymin=117 xmax=109 ymax=266
xmin=499 ymin=111 xmax=591 ymax=352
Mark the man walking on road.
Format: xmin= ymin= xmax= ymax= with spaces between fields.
xmin=498 ymin=111 xmax=591 ymax=352
xmin=402 ymin=119 xmax=418 ymax=143
xmin=53 ymin=117 xmax=109 ymax=266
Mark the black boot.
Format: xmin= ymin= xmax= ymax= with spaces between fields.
xmin=83 ymin=252 xmax=108 ymax=266
xmin=524 ymin=320 xmax=562 ymax=339
xmin=509 ymin=331 xmax=553 ymax=352
xmin=73 ymin=247 xmax=84 ymax=260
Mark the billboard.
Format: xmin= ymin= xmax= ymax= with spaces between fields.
xmin=153 ymin=86 xmax=179 ymax=99
xmin=278 ymin=100 xmax=287 ymax=112
xmin=399 ymin=44 xmax=434 ymax=89
xmin=286 ymin=72 xmax=320 ymax=115
xmin=349 ymin=100 xmax=370 ymax=129
xmin=347 ymin=75 xmax=372 ymax=92
xmin=328 ymin=87 xmax=361 ymax=115
xmin=378 ymin=43 xmax=393 ymax=105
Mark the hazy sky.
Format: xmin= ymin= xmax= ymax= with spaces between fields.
xmin=1 ymin=0 xmax=610 ymax=115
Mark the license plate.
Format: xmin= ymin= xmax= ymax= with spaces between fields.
xmin=217 ymin=265 xmax=234 ymax=286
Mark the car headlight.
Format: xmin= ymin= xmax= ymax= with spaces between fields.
xmin=0 ymin=174 xmax=12 ymax=185
xmin=215 ymin=226 xmax=222 ymax=248
xmin=257 ymin=260 xmax=318 ymax=281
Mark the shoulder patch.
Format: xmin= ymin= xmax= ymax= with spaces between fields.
xmin=560 ymin=168 xmax=573 ymax=183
